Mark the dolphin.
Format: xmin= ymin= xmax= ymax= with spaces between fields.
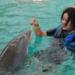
xmin=0 ymin=30 xmax=32 ymax=74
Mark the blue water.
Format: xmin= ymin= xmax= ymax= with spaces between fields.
xmin=0 ymin=0 xmax=75 ymax=75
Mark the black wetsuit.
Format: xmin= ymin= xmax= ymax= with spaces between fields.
xmin=46 ymin=26 xmax=68 ymax=38
xmin=46 ymin=25 xmax=75 ymax=50
xmin=46 ymin=26 xmax=69 ymax=49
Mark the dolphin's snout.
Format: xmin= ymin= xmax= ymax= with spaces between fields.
xmin=26 ymin=30 xmax=32 ymax=42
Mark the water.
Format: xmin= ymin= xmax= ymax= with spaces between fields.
xmin=0 ymin=0 xmax=75 ymax=75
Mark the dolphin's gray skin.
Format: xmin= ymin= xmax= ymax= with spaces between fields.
xmin=0 ymin=30 xmax=32 ymax=73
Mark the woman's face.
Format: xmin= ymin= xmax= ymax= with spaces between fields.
xmin=61 ymin=13 xmax=73 ymax=31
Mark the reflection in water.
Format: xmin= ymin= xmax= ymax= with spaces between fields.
xmin=16 ymin=0 xmax=48 ymax=3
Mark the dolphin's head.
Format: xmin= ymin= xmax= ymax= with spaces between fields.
xmin=0 ymin=30 xmax=32 ymax=72
xmin=16 ymin=30 xmax=32 ymax=56
xmin=15 ymin=30 xmax=32 ymax=47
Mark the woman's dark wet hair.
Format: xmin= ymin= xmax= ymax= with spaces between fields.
xmin=61 ymin=7 xmax=75 ymax=28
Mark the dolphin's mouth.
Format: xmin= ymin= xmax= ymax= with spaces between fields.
xmin=28 ymin=30 xmax=32 ymax=42
xmin=25 ymin=30 xmax=32 ymax=43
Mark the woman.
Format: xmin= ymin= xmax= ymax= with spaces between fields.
xmin=30 ymin=7 xmax=75 ymax=52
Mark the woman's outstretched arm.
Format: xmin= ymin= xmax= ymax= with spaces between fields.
xmin=30 ymin=18 xmax=56 ymax=36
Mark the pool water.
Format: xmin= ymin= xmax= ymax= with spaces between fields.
xmin=0 ymin=0 xmax=75 ymax=75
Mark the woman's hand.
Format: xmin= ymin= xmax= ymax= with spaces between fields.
xmin=30 ymin=18 xmax=39 ymax=26
xmin=30 ymin=18 xmax=46 ymax=36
